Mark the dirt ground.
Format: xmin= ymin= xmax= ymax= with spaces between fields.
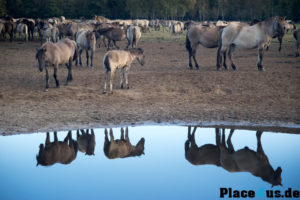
xmin=0 ymin=39 xmax=300 ymax=135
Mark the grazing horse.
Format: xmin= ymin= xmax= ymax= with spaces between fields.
xmin=35 ymin=38 xmax=78 ymax=91
xmin=186 ymin=24 xmax=224 ymax=69
xmin=76 ymin=30 xmax=96 ymax=67
xmin=36 ymin=131 xmax=78 ymax=166
xmin=0 ymin=22 xmax=5 ymax=39
xmin=217 ymin=16 xmax=286 ymax=71
xmin=126 ymin=25 xmax=141 ymax=49
xmin=104 ymin=127 xmax=145 ymax=159
xmin=77 ymin=129 xmax=96 ymax=155
xmin=171 ymin=22 xmax=183 ymax=36
xmin=185 ymin=126 xmax=221 ymax=166
xmin=4 ymin=21 xmax=15 ymax=42
xmin=218 ymin=130 xmax=282 ymax=187
xmin=294 ymin=28 xmax=300 ymax=57
xmin=103 ymin=48 xmax=145 ymax=94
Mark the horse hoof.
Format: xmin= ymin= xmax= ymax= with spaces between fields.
xmin=102 ymin=91 xmax=106 ymax=94
xmin=44 ymin=88 xmax=48 ymax=92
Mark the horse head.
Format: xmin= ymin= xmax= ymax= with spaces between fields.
xmin=273 ymin=16 xmax=286 ymax=37
xmin=36 ymin=47 xmax=46 ymax=72
xmin=271 ymin=167 xmax=283 ymax=187
xmin=130 ymin=48 xmax=145 ymax=66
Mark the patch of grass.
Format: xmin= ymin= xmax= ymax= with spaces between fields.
xmin=141 ymin=28 xmax=186 ymax=43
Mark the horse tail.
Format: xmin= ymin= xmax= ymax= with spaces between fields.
xmin=73 ymin=43 xmax=78 ymax=61
xmin=103 ymin=54 xmax=111 ymax=72
xmin=185 ymin=32 xmax=192 ymax=54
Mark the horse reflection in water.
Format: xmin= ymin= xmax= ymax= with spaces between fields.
xmin=36 ymin=131 xmax=78 ymax=166
xmin=185 ymin=126 xmax=221 ymax=166
xmin=77 ymin=129 xmax=96 ymax=155
xmin=185 ymin=127 xmax=282 ymax=186
xmin=104 ymin=127 xmax=145 ymax=159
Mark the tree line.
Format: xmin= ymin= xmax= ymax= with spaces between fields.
xmin=1 ymin=0 xmax=299 ymax=22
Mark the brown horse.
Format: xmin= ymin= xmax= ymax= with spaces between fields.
xmin=77 ymin=129 xmax=96 ymax=155
xmin=104 ymin=127 xmax=145 ymax=159
xmin=96 ymin=26 xmax=126 ymax=51
xmin=103 ymin=48 xmax=145 ymax=94
xmin=185 ymin=126 xmax=221 ymax=166
xmin=35 ymin=38 xmax=78 ymax=91
xmin=218 ymin=130 xmax=282 ymax=187
xmin=186 ymin=24 xmax=224 ymax=69
xmin=36 ymin=131 xmax=78 ymax=166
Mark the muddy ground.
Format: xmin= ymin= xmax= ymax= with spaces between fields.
xmin=0 ymin=39 xmax=299 ymax=134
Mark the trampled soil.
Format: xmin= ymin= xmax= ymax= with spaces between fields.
xmin=0 ymin=39 xmax=299 ymax=134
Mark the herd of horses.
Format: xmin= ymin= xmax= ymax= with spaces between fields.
xmin=36 ymin=127 xmax=282 ymax=187
xmin=1 ymin=15 xmax=299 ymax=93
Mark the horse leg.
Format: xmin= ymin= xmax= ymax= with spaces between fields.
xmin=65 ymin=59 xmax=72 ymax=85
xmin=45 ymin=67 xmax=49 ymax=91
xmin=103 ymin=71 xmax=109 ymax=94
xmin=53 ymin=65 xmax=59 ymax=88
xmin=113 ymin=40 xmax=120 ymax=49
xmin=85 ymin=50 xmax=89 ymax=67
xmin=257 ymin=47 xmax=265 ymax=71
xmin=120 ymin=67 xmax=125 ymax=89
xmin=215 ymin=128 xmax=221 ymax=146
xmin=226 ymin=129 xmax=235 ymax=153
xmin=46 ymin=132 xmax=50 ymax=145
xmin=125 ymin=67 xmax=130 ymax=89
xmin=191 ymin=45 xmax=199 ymax=69
xmin=54 ymin=131 xmax=58 ymax=142
xmin=90 ymin=50 xmax=94 ymax=67
xmin=120 ymin=128 xmax=125 ymax=140
xmin=79 ymin=49 xmax=83 ymax=66
xmin=107 ymin=40 xmax=111 ymax=51
xmin=125 ymin=127 xmax=130 ymax=143
xmin=109 ymin=69 xmax=115 ymax=94
xmin=228 ymin=44 xmax=236 ymax=70
xmin=278 ymin=36 xmax=282 ymax=52
xmin=222 ymin=50 xmax=227 ymax=70
xmin=126 ymin=39 xmax=130 ymax=49
xmin=109 ymin=128 xmax=114 ymax=140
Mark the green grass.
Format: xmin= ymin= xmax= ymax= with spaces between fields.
xmin=140 ymin=28 xmax=186 ymax=43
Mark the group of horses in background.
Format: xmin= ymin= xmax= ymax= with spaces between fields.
xmin=1 ymin=15 xmax=299 ymax=93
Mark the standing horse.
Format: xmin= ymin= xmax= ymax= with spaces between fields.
xmin=76 ymin=30 xmax=96 ymax=67
xmin=104 ymin=127 xmax=145 ymax=159
xmin=218 ymin=130 xmax=282 ymax=187
xmin=186 ymin=24 xmax=224 ymax=69
xmin=16 ymin=23 xmax=28 ymax=41
xmin=217 ymin=16 xmax=286 ymax=71
xmin=294 ymin=28 xmax=300 ymax=57
xmin=126 ymin=25 xmax=141 ymax=49
xmin=103 ymin=48 xmax=145 ymax=94
xmin=35 ymin=38 xmax=78 ymax=91
xmin=36 ymin=131 xmax=78 ymax=166
xmin=96 ymin=26 xmax=126 ymax=51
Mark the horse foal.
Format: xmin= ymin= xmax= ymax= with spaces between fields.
xmin=103 ymin=48 xmax=145 ymax=94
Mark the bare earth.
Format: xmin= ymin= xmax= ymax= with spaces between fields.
xmin=0 ymin=39 xmax=300 ymax=134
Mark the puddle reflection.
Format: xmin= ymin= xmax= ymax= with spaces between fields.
xmin=104 ymin=127 xmax=145 ymax=159
xmin=36 ymin=131 xmax=78 ymax=167
xmin=185 ymin=127 xmax=282 ymax=186
xmin=1 ymin=126 xmax=299 ymax=200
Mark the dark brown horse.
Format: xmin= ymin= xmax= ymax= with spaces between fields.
xmin=77 ymin=129 xmax=96 ymax=155
xmin=96 ymin=26 xmax=126 ymax=51
xmin=36 ymin=131 xmax=78 ymax=166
